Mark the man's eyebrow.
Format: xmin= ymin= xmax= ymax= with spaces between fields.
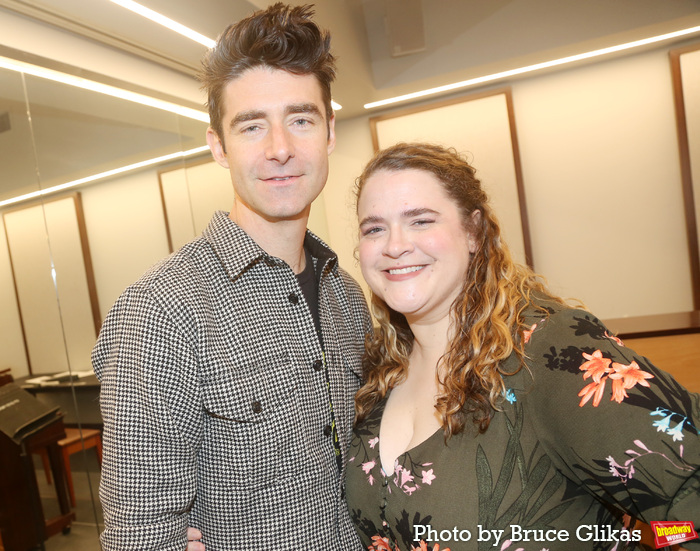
xmin=230 ymin=110 xmax=266 ymax=128
xmin=287 ymin=103 xmax=323 ymax=116
xmin=286 ymin=103 xmax=323 ymax=117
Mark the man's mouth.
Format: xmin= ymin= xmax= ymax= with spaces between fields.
xmin=264 ymin=175 xmax=299 ymax=182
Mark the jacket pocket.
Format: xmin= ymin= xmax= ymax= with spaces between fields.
xmin=199 ymin=352 xmax=298 ymax=488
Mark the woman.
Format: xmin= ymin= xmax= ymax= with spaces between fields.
xmin=346 ymin=142 xmax=700 ymax=551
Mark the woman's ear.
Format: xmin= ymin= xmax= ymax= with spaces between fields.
xmin=468 ymin=209 xmax=482 ymax=253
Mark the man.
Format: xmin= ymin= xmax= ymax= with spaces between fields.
xmin=93 ymin=4 xmax=369 ymax=550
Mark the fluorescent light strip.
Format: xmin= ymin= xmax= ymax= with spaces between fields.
xmin=0 ymin=56 xmax=210 ymax=122
xmin=364 ymin=25 xmax=700 ymax=109
xmin=109 ymin=0 xmax=343 ymax=110
xmin=0 ymin=146 xmax=210 ymax=208
xmin=110 ymin=0 xmax=216 ymax=48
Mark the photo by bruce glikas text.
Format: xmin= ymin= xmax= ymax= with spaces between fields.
xmin=413 ymin=524 xmax=643 ymax=548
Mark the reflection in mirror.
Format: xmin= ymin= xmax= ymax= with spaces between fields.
xmin=0 ymin=56 xmax=211 ymax=551
xmin=0 ymin=68 xmax=37 ymax=375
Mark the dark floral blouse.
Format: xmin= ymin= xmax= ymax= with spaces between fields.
xmin=345 ymin=302 xmax=700 ymax=551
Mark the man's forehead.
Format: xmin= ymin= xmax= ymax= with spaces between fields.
xmin=221 ymin=68 xmax=325 ymax=120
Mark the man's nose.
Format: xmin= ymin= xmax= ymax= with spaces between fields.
xmin=265 ymin=124 xmax=294 ymax=163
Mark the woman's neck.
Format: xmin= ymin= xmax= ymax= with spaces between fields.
xmin=407 ymin=315 xmax=453 ymax=377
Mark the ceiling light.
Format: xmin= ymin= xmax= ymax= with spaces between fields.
xmin=110 ymin=0 xmax=216 ymax=48
xmin=364 ymin=25 xmax=700 ymax=110
xmin=0 ymin=56 xmax=210 ymax=122
xmin=0 ymin=146 xmax=210 ymax=208
xmin=109 ymin=0 xmax=343 ymax=110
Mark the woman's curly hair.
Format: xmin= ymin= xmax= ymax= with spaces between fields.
xmin=354 ymin=142 xmax=567 ymax=437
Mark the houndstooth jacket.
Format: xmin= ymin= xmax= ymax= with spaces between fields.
xmin=93 ymin=211 xmax=370 ymax=551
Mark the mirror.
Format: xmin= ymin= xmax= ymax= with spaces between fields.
xmin=0 ymin=55 xmax=210 ymax=550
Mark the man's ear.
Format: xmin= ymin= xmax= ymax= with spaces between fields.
xmin=206 ymin=127 xmax=229 ymax=169
xmin=326 ymin=113 xmax=336 ymax=156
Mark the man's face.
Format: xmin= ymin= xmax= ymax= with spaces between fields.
xmin=207 ymin=67 xmax=336 ymax=229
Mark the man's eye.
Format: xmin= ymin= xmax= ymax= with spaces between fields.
xmin=241 ymin=125 xmax=260 ymax=133
xmin=293 ymin=118 xmax=311 ymax=126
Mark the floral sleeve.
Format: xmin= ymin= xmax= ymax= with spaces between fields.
xmin=520 ymin=305 xmax=700 ymax=534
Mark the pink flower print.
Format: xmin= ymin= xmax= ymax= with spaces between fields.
xmin=522 ymin=323 xmax=537 ymax=344
xmin=421 ymin=469 xmax=436 ymax=485
xmin=580 ymin=350 xmax=612 ymax=382
xmin=362 ymin=460 xmax=376 ymax=474
xmin=605 ymin=331 xmax=624 ymax=347
xmin=368 ymin=474 xmax=375 ymax=486
xmin=369 ymin=535 xmax=392 ymax=551
xmin=608 ymin=361 xmax=653 ymax=390
xmin=607 ymin=455 xmax=624 ymax=478
xmin=610 ymin=379 xmax=629 ymax=403
xmin=578 ymin=379 xmax=607 ymax=407
xmin=398 ymin=466 xmax=415 ymax=488
xmin=368 ymin=436 xmax=379 ymax=449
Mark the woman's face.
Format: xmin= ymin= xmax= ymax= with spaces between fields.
xmin=357 ymin=168 xmax=477 ymax=325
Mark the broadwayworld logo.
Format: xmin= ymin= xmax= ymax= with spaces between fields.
xmin=650 ymin=521 xmax=698 ymax=549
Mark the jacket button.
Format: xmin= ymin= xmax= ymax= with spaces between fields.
xmin=313 ymin=359 xmax=323 ymax=371
xmin=288 ymin=293 xmax=299 ymax=305
xmin=252 ymin=401 xmax=262 ymax=414
xmin=323 ymin=425 xmax=332 ymax=437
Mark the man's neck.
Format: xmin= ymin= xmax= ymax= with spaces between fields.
xmin=229 ymin=207 xmax=308 ymax=274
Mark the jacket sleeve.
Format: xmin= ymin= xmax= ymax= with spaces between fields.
xmin=93 ymin=285 xmax=202 ymax=551
xmin=521 ymin=306 xmax=700 ymax=537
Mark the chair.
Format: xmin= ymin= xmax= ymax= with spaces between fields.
xmin=0 ymin=369 xmax=13 ymax=387
xmin=38 ymin=428 xmax=103 ymax=507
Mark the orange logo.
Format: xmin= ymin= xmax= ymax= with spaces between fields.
xmin=650 ymin=521 xmax=698 ymax=549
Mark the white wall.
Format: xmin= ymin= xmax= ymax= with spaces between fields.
xmin=514 ymin=48 xmax=691 ymax=317
xmin=328 ymin=45 xmax=695 ymax=320
xmin=81 ymin=169 xmax=172 ymax=318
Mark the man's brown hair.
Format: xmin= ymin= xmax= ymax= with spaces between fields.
xmin=199 ymin=3 xmax=336 ymax=142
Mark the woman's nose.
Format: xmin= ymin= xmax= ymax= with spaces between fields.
xmin=382 ymin=227 xmax=413 ymax=258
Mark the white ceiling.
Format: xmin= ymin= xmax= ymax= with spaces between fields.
xmin=3 ymin=0 xmax=700 ymax=119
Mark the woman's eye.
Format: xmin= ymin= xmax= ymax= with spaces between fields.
xmin=412 ymin=218 xmax=434 ymax=227
xmin=361 ymin=226 xmax=382 ymax=236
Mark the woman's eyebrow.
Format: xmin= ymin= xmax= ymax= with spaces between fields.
xmin=402 ymin=207 xmax=439 ymax=218
xmin=359 ymin=208 xmax=439 ymax=227
xmin=359 ymin=214 xmax=384 ymax=227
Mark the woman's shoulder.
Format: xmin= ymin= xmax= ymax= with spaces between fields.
xmin=519 ymin=295 xmax=612 ymax=349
